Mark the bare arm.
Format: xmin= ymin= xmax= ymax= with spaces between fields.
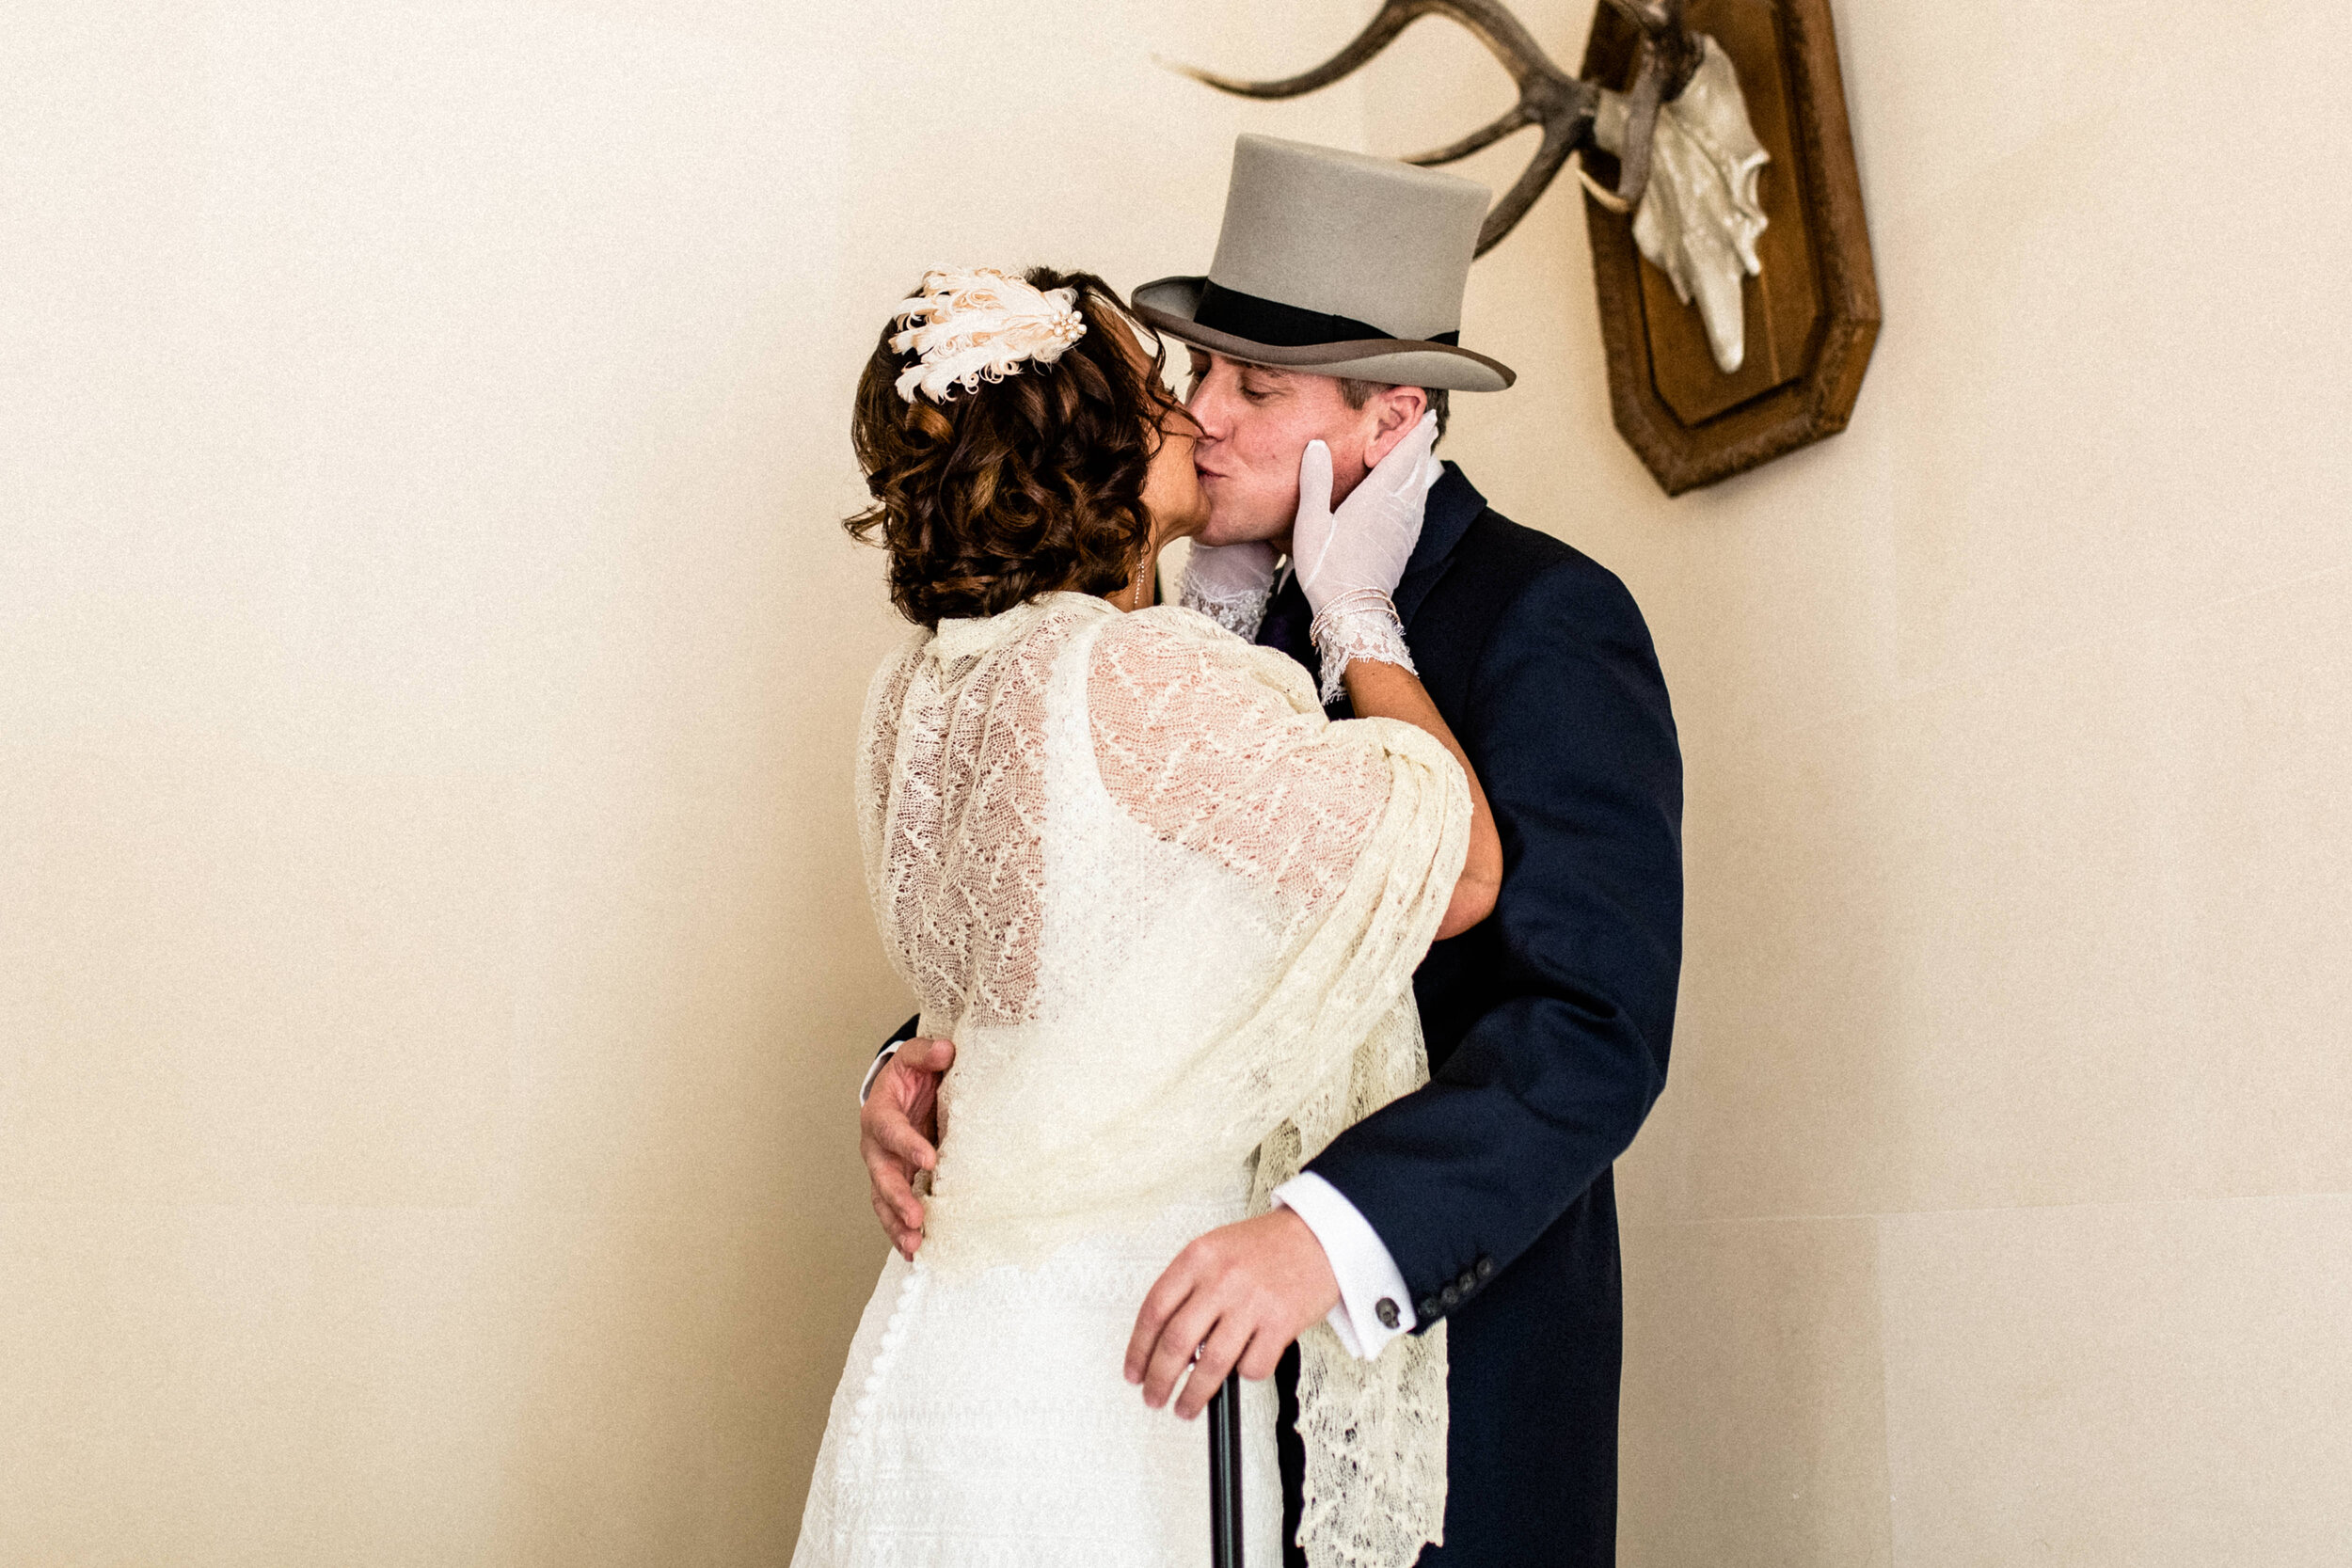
xmin=1343 ymin=659 xmax=1502 ymax=939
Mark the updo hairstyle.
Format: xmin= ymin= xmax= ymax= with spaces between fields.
xmin=847 ymin=268 xmax=1180 ymax=628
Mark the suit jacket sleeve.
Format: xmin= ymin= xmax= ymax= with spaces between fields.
xmin=1304 ymin=559 xmax=1683 ymax=1323
xmin=856 ymin=1015 xmax=923 ymax=1104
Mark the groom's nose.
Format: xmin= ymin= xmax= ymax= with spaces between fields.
xmin=1184 ymin=379 xmax=1232 ymax=443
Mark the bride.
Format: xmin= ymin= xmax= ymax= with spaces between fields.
xmin=792 ymin=266 xmax=1502 ymax=1568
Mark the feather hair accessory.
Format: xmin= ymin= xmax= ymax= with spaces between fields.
xmin=890 ymin=267 xmax=1089 ymax=404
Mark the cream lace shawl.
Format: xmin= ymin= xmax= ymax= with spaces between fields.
xmin=854 ymin=593 xmax=1468 ymax=1568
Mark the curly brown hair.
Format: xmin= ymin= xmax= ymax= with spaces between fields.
xmin=847 ymin=268 xmax=1180 ymax=628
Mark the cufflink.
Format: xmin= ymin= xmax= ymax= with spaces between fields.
xmin=1375 ymin=1297 xmax=1401 ymax=1330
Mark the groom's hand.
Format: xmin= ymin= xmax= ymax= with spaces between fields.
xmin=861 ymin=1037 xmax=954 ymax=1259
xmin=1125 ymin=1209 xmax=1342 ymax=1419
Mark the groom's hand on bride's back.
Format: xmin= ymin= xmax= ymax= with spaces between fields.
xmin=860 ymin=1037 xmax=954 ymax=1259
xmin=1125 ymin=1210 xmax=1342 ymax=1420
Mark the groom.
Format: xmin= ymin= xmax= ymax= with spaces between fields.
xmin=859 ymin=135 xmax=1682 ymax=1567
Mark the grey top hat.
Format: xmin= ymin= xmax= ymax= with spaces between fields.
xmin=1133 ymin=135 xmax=1515 ymax=393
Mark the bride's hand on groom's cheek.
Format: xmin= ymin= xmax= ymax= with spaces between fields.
xmin=1124 ymin=1209 xmax=1343 ymax=1420
xmin=861 ymin=1037 xmax=955 ymax=1259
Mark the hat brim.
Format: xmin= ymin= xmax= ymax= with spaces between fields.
xmin=1131 ymin=276 xmax=1516 ymax=394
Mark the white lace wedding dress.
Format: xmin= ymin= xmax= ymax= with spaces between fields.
xmin=792 ymin=592 xmax=1467 ymax=1568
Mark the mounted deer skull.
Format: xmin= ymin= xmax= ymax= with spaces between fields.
xmin=1168 ymin=0 xmax=1770 ymax=372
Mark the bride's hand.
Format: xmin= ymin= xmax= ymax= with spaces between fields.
xmin=1124 ymin=1210 xmax=1342 ymax=1419
xmin=1291 ymin=409 xmax=1441 ymax=616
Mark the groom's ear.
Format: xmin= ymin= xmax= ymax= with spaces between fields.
xmin=1360 ymin=385 xmax=1432 ymax=468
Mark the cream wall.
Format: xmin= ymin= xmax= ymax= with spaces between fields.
xmin=0 ymin=2 xmax=1375 ymax=1561
xmin=1367 ymin=2 xmax=2352 ymax=1564
xmin=3 ymin=1 xmax=2345 ymax=1565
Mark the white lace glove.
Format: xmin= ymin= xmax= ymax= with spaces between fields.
xmin=1294 ymin=411 xmax=1443 ymax=704
xmin=1178 ymin=538 xmax=1280 ymax=641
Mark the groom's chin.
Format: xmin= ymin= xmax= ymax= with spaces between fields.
xmin=1192 ymin=505 xmax=1290 ymax=550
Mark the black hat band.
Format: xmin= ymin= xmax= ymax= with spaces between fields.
xmin=1192 ymin=280 xmax=1461 ymax=350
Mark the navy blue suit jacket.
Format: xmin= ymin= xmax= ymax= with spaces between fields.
xmin=1258 ymin=463 xmax=1683 ymax=1568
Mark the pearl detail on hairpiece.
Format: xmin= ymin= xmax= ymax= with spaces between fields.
xmin=890 ymin=268 xmax=1088 ymax=404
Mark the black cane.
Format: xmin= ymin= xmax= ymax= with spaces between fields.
xmin=1207 ymin=1370 xmax=1244 ymax=1568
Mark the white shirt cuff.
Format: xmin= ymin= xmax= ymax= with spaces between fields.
xmin=1273 ymin=1171 xmax=1415 ymax=1361
xmin=858 ymin=1040 xmax=904 ymax=1105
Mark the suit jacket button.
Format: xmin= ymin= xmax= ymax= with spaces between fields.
xmin=1375 ymin=1297 xmax=1401 ymax=1330
xmin=1418 ymin=1296 xmax=1441 ymax=1319
xmin=1475 ymin=1256 xmax=1496 ymax=1281
xmin=1440 ymin=1284 xmax=1460 ymax=1307
xmin=1456 ymin=1269 xmax=1476 ymax=1292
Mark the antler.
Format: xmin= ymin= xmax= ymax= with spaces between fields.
xmin=1164 ymin=0 xmax=1704 ymax=254
xmin=1594 ymin=0 xmax=1703 ymax=216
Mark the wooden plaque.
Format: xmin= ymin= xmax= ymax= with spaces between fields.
xmin=1581 ymin=0 xmax=1880 ymax=494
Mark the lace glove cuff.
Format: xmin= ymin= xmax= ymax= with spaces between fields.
xmin=1180 ymin=579 xmax=1275 ymax=641
xmin=1309 ymin=588 xmax=1415 ymax=706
